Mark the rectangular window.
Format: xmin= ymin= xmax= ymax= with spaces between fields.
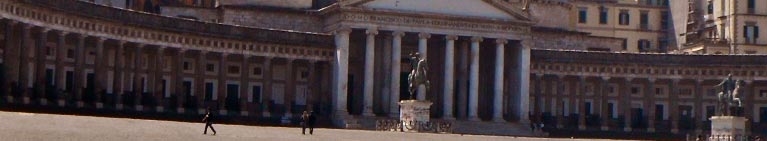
xmin=622 ymin=39 xmax=628 ymax=50
xmin=744 ymin=25 xmax=760 ymax=44
xmin=760 ymin=90 xmax=767 ymax=98
xmin=619 ymin=10 xmax=630 ymax=25
xmin=228 ymin=65 xmax=240 ymax=74
xmin=183 ymin=61 xmax=191 ymax=71
xmin=578 ymin=7 xmax=588 ymax=23
xmin=748 ymin=0 xmax=756 ymax=13
xmin=707 ymin=1 xmax=713 ymax=14
xmin=607 ymin=103 xmax=615 ymax=119
xmin=585 ymin=102 xmax=592 ymax=115
xmin=655 ymin=104 xmax=665 ymax=120
xmin=251 ymin=85 xmax=262 ymax=103
xmin=67 ymin=49 xmax=74 ymax=59
xmin=599 ymin=7 xmax=608 ymax=24
xmin=640 ymin=11 xmax=649 ymax=30
xmin=205 ymin=82 xmax=215 ymax=101
xmin=252 ymin=66 xmax=263 ymax=76
xmin=206 ymin=63 xmax=215 ymax=72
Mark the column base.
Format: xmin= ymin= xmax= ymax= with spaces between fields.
xmin=155 ymin=106 xmax=164 ymax=112
xmin=116 ymin=104 xmax=123 ymax=110
xmin=601 ymin=126 xmax=609 ymax=131
xmin=647 ymin=127 xmax=655 ymax=132
xmin=468 ymin=116 xmax=481 ymax=121
xmin=135 ymin=105 xmax=143 ymax=111
xmin=262 ymin=111 xmax=271 ymax=117
xmin=22 ymin=97 xmax=29 ymax=104
xmin=198 ymin=108 xmax=205 ymax=114
xmin=218 ymin=110 xmax=227 ymax=115
xmin=176 ymin=108 xmax=185 ymax=114
xmin=39 ymin=99 xmax=47 ymax=105
xmin=578 ymin=125 xmax=586 ymax=130
xmin=6 ymin=96 xmax=13 ymax=103
xmin=57 ymin=100 xmax=65 ymax=107
xmin=96 ymin=103 xmax=103 ymax=109
xmin=492 ymin=117 xmax=505 ymax=122
xmin=240 ymin=111 xmax=249 ymax=116
xmin=76 ymin=101 xmax=84 ymax=108
xmin=624 ymin=127 xmax=632 ymax=132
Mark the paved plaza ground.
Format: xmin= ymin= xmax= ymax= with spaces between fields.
xmin=0 ymin=111 xmax=631 ymax=141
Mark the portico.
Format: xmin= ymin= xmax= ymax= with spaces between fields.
xmin=322 ymin=0 xmax=534 ymax=124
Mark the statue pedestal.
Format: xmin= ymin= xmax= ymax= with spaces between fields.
xmin=399 ymin=100 xmax=432 ymax=132
xmin=710 ymin=116 xmax=748 ymax=140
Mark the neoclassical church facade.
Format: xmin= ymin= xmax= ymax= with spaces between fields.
xmin=2 ymin=0 xmax=767 ymax=137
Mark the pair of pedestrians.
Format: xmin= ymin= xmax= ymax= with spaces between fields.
xmin=200 ymin=109 xmax=318 ymax=136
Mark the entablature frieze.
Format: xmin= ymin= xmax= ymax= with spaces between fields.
xmin=323 ymin=9 xmax=532 ymax=40
xmin=531 ymin=62 xmax=767 ymax=81
xmin=0 ymin=0 xmax=334 ymax=61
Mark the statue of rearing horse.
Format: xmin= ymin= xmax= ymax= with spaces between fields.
xmin=408 ymin=52 xmax=430 ymax=100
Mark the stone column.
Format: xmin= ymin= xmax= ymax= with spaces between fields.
xmin=35 ymin=29 xmax=50 ymax=105
xmin=533 ymin=74 xmax=544 ymax=122
xmin=133 ymin=45 xmax=144 ymax=111
xmin=262 ymin=57 xmax=273 ymax=117
xmin=389 ymin=31 xmax=404 ymax=117
xmin=493 ymin=39 xmax=507 ymax=122
xmin=457 ymin=41 xmax=469 ymax=119
xmin=18 ymin=25 xmax=32 ymax=104
xmin=74 ymin=34 xmax=85 ymax=107
xmin=55 ymin=31 xmax=68 ymax=107
xmin=416 ymin=32 xmax=430 ymax=101
xmin=195 ymin=51 xmax=207 ymax=114
xmin=442 ymin=35 xmax=457 ymax=120
xmin=646 ymin=78 xmax=656 ymax=132
xmin=363 ymin=28 xmax=377 ymax=116
xmin=174 ymin=49 xmax=186 ymax=113
xmin=285 ymin=59 xmax=295 ymax=118
xmin=516 ymin=40 xmax=532 ymax=124
xmin=93 ymin=37 xmax=106 ymax=109
xmin=577 ymin=76 xmax=587 ymax=130
xmin=670 ymin=79 xmax=680 ymax=133
xmin=217 ymin=53 xmax=228 ymax=115
xmin=239 ymin=55 xmax=250 ymax=116
xmin=467 ymin=36 xmax=482 ymax=121
xmin=694 ymin=79 xmax=703 ymax=133
xmin=622 ymin=78 xmax=633 ymax=132
xmin=556 ymin=75 xmax=565 ymax=128
xmin=600 ymin=77 xmax=611 ymax=131
xmin=152 ymin=47 xmax=165 ymax=112
xmin=307 ymin=61 xmax=317 ymax=111
xmin=333 ymin=28 xmax=352 ymax=117
xmin=114 ymin=41 xmax=125 ymax=110
xmin=4 ymin=21 xmax=16 ymax=103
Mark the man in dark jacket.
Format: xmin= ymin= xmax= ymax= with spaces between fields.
xmin=307 ymin=111 xmax=317 ymax=135
xmin=301 ymin=111 xmax=317 ymax=135
xmin=202 ymin=107 xmax=216 ymax=135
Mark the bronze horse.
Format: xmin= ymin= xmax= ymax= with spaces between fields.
xmin=408 ymin=52 xmax=430 ymax=100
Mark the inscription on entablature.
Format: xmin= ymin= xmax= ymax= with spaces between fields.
xmin=340 ymin=13 xmax=530 ymax=34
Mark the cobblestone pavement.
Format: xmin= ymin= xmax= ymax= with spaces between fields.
xmin=0 ymin=111 xmax=628 ymax=141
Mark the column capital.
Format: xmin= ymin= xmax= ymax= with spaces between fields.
xmin=471 ymin=36 xmax=484 ymax=42
xmin=365 ymin=28 xmax=378 ymax=35
xmin=392 ymin=31 xmax=406 ymax=37
xmin=58 ymin=31 xmax=69 ymax=37
xmin=334 ymin=27 xmax=352 ymax=35
xmin=418 ymin=32 xmax=431 ymax=39
xmin=496 ymin=38 xmax=508 ymax=45
xmin=445 ymin=35 xmax=459 ymax=41
xmin=96 ymin=37 xmax=107 ymax=43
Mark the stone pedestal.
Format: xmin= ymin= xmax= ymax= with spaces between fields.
xmin=399 ymin=100 xmax=432 ymax=132
xmin=709 ymin=116 xmax=748 ymax=140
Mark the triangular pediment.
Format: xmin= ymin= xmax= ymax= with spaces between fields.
xmin=341 ymin=0 xmax=530 ymax=21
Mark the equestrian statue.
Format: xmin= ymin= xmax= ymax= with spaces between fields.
xmin=715 ymin=74 xmax=744 ymax=116
xmin=408 ymin=52 xmax=430 ymax=100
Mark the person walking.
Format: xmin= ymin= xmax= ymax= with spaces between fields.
xmin=307 ymin=111 xmax=317 ymax=135
xmin=301 ymin=111 xmax=310 ymax=135
xmin=202 ymin=107 xmax=216 ymax=135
